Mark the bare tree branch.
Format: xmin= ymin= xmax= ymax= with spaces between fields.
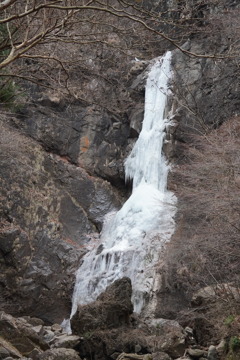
xmin=0 ymin=0 xmax=16 ymax=11
xmin=0 ymin=0 xmax=238 ymax=111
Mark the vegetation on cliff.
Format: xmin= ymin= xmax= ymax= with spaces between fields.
xmin=0 ymin=0 xmax=239 ymax=111
xmin=0 ymin=1 xmax=240 ymax=359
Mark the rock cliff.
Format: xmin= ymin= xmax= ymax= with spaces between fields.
xmin=0 ymin=0 xmax=240 ymax=359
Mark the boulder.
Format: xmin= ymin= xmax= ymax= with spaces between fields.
xmin=186 ymin=348 xmax=207 ymax=358
xmin=216 ymin=339 xmax=226 ymax=357
xmin=207 ymin=345 xmax=218 ymax=360
xmin=117 ymin=353 xmax=152 ymax=360
xmin=72 ymin=311 xmax=187 ymax=360
xmin=71 ymin=277 xmax=133 ymax=334
xmin=43 ymin=330 xmax=55 ymax=343
xmin=51 ymin=324 xmax=62 ymax=333
xmin=70 ymin=276 xmax=189 ymax=360
xmin=191 ymin=284 xmax=240 ymax=306
xmin=36 ymin=348 xmax=81 ymax=360
xmin=152 ymin=352 xmax=173 ymax=360
xmin=144 ymin=319 xmax=187 ymax=359
xmin=0 ymin=312 xmax=49 ymax=358
xmin=32 ymin=325 xmax=44 ymax=336
xmin=51 ymin=334 xmax=81 ymax=349
xmin=20 ymin=317 xmax=44 ymax=327
xmin=0 ymin=337 xmax=22 ymax=359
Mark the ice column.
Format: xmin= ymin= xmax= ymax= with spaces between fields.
xmin=71 ymin=51 xmax=177 ymax=317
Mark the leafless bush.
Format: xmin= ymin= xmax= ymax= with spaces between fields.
xmin=0 ymin=0 xmax=238 ymax=112
xmin=164 ymin=116 xmax=240 ymax=309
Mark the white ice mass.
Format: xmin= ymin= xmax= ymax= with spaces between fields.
xmin=70 ymin=51 xmax=177 ymax=317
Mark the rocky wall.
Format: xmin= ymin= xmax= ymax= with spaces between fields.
xmin=0 ymin=121 xmax=123 ymax=323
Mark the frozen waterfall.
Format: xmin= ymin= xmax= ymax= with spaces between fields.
xmin=70 ymin=51 xmax=177 ymax=318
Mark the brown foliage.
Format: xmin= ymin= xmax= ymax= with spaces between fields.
xmin=165 ymin=116 xmax=240 ymax=305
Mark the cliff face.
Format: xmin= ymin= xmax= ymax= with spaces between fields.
xmin=0 ymin=0 xmax=239 ymax=333
xmin=0 ymin=54 xmax=148 ymax=322
xmin=0 ymin=120 xmax=123 ymax=323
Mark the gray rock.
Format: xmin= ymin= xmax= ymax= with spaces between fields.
xmin=51 ymin=324 xmax=62 ymax=333
xmin=28 ymin=347 xmax=43 ymax=359
xmin=36 ymin=348 xmax=81 ymax=360
xmin=191 ymin=284 xmax=240 ymax=306
xmin=43 ymin=330 xmax=55 ymax=343
xmin=134 ymin=345 xmax=142 ymax=354
xmin=145 ymin=319 xmax=187 ymax=358
xmin=129 ymin=104 xmax=144 ymax=138
xmin=187 ymin=348 xmax=207 ymax=358
xmin=0 ymin=346 xmax=10 ymax=359
xmin=172 ymin=38 xmax=240 ymax=149
xmin=152 ymin=352 xmax=172 ymax=360
xmin=32 ymin=325 xmax=44 ymax=336
xmin=184 ymin=327 xmax=194 ymax=336
xmin=52 ymin=334 xmax=81 ymax=349
xmin=216 ymin=339 xmax=226 ymax=356
xmin=22 ymin=317 xmax=44 ymax=327
xmin=0 ymin=311 xmax=49 ymax=357
xmin=117 ymin=353 xmax=152 ymax=360
xmin=208 ymin=345 xmax=218 ymax=360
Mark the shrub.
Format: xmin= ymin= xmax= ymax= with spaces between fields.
xmin=229 ymin=336 xmax=240 ymax=352
xmin=163 ymin=117 xmax=240 ymax=313
xmin=224 ymin=315 xmax=235 ymax=327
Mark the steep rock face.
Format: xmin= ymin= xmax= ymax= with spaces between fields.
xmin=16 ymin=98 xmax=132 ymax=188
xmin=0 ymin=55 xmax=146 ymax=323
xmin=1 ymin=30 xmax=239 ymax=325
xmin=172 ymin=39 xmax=240 ymax=159
xmin=0 ymin=121 xmax=122 ymax=323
